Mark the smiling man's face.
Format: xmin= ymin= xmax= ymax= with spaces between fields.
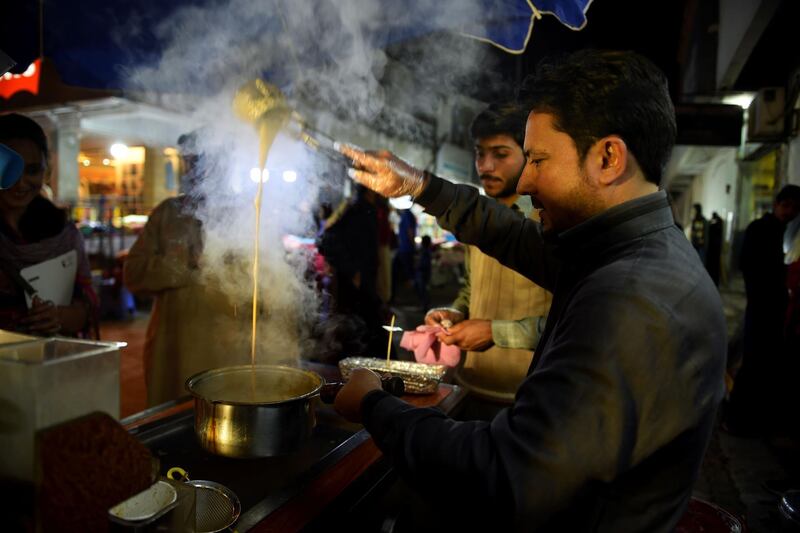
xmin=517 ymin=112 xmax=602 ymax=237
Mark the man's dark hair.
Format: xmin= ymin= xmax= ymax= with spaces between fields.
xmin=776 ymin=184 xmax=800 ymax=204
xmin=0 ymin=113 xmax=49 ymax=160
xmin=518 ymin=49 xmax=677 ymax=185
xmin=470 ymin=101 xmax=527 ymax=148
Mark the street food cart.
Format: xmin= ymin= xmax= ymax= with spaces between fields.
xmin=0 ymin=333 xmax=463 ymax=531
xmin=121 ymin=362 xmax=464 ymax=531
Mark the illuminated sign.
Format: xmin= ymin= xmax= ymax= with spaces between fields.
xmin=0 ymin=59 xmax=42 ymax=99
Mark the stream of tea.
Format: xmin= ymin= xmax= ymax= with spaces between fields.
xmin=233 ymin=80 xmax=290 ymax=401
xmin=251 ymin=160 xmax=264 ymax=365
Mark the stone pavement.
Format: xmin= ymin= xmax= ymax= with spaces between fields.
xmin=693 ymin=276 xmax=799 ymax=532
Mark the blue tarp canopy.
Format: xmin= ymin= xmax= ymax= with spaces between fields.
xmin=1 ymin=0 xmax=593 ymax=90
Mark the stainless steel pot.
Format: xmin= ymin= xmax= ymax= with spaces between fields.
xmin=187 ymin=364 xmax=404 ymax=458
xmin=186 ymin=365 xmax=324 ymax=458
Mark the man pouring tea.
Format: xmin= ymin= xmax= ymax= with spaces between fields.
xmin=333 ymin=49 xmax=726 ymax=532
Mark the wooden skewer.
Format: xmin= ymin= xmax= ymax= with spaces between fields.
xmin=386 ymin=314 xmax=396 ymax=364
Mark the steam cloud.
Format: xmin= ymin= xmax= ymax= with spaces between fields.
xmin=123 ymin=0 xmax=499 ymax=363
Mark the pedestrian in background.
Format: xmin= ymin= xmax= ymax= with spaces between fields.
xmin=125 ymin=132 xmax=253 ymax=406
xmin=691 ymin=203 xmax=708 ymax=263
xmin=725 ymin=184 xmax=800 ymax=436
xmin=391 ymin=208 xmax=417 ymax=302
xmin=375 ymin=195 xmax=394 ymax=306
xmin=414 ymin=234 xmax=432 ymax=311
xmin=707 ymin=211 xmax=724 ymax=285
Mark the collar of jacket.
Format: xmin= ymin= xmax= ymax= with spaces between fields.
xmin=761 ymin=211 xmax=784 ymax=226
xmin=553 ymin=190 xmax=674 ymax=261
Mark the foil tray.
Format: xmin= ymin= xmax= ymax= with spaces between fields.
xmin=339 ymin=357 xmax=447 ymax=394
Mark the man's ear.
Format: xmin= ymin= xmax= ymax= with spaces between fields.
xmin=590 ymin=136 xmax=628 ymax=185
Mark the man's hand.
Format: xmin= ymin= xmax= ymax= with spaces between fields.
xmin=18 ymin=296 xmax=61 ymax=335
xmin=436 ymin=319 xmax=494 ymax=352
xmin=424 ymin=307 xmax=465 ymax=329
xmin=334 ymin=368 xmax=382 ymax=423
xmin=337 ymin=145 xmax=427 ymax=199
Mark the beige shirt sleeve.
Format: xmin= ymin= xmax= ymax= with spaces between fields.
xmin=491 ymin=316 xmax=546 ymax=350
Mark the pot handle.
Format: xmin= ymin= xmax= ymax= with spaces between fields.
xmin=320 ymin=375 xmax=405 ymax=404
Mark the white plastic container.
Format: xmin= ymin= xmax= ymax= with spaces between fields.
xmin=0 ymin=333 xmax=121 ymax=482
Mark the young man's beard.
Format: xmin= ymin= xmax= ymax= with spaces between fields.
xmin=496 ymin=177 xmax=520 ymax=199
xmin=482 ymin=173 xmax=521 ymax=200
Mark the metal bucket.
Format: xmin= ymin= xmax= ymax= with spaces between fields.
xmin=186 ymin=365 xmax=323 ymax=458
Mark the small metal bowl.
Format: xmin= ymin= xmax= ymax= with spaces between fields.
xmin=339 ymin=357 xmax=446 ymax=394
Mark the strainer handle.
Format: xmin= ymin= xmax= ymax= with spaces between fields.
xmin=166 ymin=466 xmax=189 ymax=482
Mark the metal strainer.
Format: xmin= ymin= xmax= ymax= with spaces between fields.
xmin=186 ymin=480 xmax=241 ymax=533
xmin=167 ymin=467 xmax=240 ymax=533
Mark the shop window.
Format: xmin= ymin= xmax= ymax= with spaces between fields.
xmin=76 ymin=146 xmax=146 ymax=221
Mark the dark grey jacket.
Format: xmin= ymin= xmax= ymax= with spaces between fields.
xmin=362 ymin=177 xmax=726 ymax=532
